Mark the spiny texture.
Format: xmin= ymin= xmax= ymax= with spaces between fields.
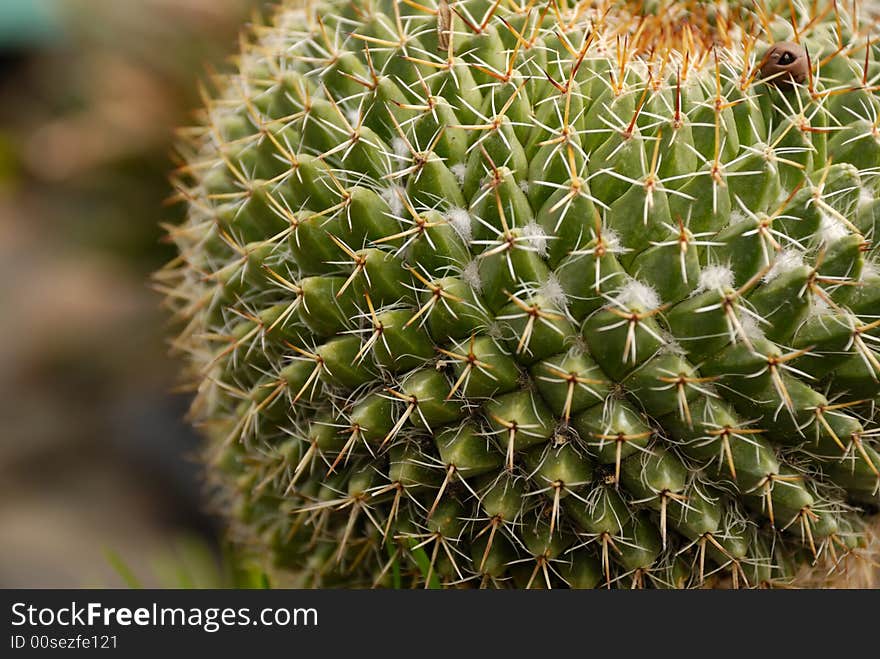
xmin=160 ymin=0 xmax=880 ymax=588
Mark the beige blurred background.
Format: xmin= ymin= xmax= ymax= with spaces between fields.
xmin=0 ymin=0 xmax=258 ymax=587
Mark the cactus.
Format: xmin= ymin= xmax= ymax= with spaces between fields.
xmin=159 ymin=0 xmax=880 ymax=588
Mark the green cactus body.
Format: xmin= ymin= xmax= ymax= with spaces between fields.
xmin=161 ymin=0 xmax=880 ymax=588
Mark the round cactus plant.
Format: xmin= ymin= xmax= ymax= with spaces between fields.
xmin=160 ymin=0 xmax=880 ymax=588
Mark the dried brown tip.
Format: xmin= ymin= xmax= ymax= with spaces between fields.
xmin=760 ymin=41 xmax=808 ymax=86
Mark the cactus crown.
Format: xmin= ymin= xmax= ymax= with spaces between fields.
xmin=160 ymin=0 xmax=880 ymax=588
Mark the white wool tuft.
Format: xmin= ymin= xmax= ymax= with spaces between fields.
xmin=346 ymin=108 xmax=361 ymax=129
xmin=662 ymin=336 xmax=687 ymax=356
xmin=819 ymin=214 xmax=849 ymax=244
xmin=858 ymin=187 xmax=874 ymax=209
xmin=809 ymin=293 xmax=830 ymax=317
xmin=446 ymin=208 xmax=472 ymax=243
xmin=450 ymin=163 xmax=467 ymax=185
xmin=462 ymin=260 xmax=482 ymax=292
xmin=522 ymin=221 xmax=548 ymax=257
xmin=391 ymin=137 xmax=410 ymax=159
xmin=540 ymin=272 xmax=567 ymax=310
xmin=569 ymin=335 xmax=589 ymax=356
xmin=697 ymin=265 xmax=735 ymax=292
xmin=765 ymin=249 xmax=805 ymax=282
xmin=519 ymin=179 xmax=530 ymax=194
xmin=602 ymin=227 xmax=623 ymax=253
xmin=738 ymin=314 xmax=766 ymax=342
xmin=727 ymin=210 xmax=748 ymax=228
xmin=380 ymin=185 xmax=405 ymax=216
xmin=615 ymin=279 xmax=661 ymax=311
xmin=486 ymin=320 xmax=504 ymax=340
xmin=861 ymin=261 xmax=879 ymax=281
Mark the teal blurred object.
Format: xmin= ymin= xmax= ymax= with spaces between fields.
xmin=0 ymin=0 xmax=62 ymax=50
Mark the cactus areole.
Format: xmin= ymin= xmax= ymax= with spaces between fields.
xmin=161 ymin=0 xmax=880 ymax=588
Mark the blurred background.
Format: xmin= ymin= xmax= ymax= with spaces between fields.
xmin=0 ymin=0 xmax=260 ymax=587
